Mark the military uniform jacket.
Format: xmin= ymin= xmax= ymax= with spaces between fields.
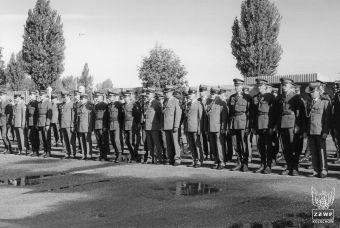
xmin=13 ymin=100 xmax=26 ymax=128
xmin=0 ymin=100 xmax=12 ymax=127
xmin=277 ymin=92 xmax=306 ymax=133
xmin=145 ymin=98 xmax=162 ymax=131
xmin=251 ymin=93 xmax=277 ymax=130
xmin=133 ymin=101 xmax=143 ymax=125
xmin=26 ymin=100 xmax=39 ymax=127
xmin=228 ymin=93 xmax=251 ymax=130
xmin=77 ymin=102 xmax=94 ymax=133
xmin=306 ymin=97 xmax=331 ymax=135
xmin=73 ymin=101 xmax=81 ymax=131
xmin=94 ymin=101 xmax=108 ymax=130
xmin=197 ymin=97 xmax=207 ymax=132
xmin=123 ymin=101 xmax=134 ymax=131
xmin=332 ymin=92 xmax=340 ymax=130
xmin=51 ymin=103 xmax=59 ymax=124
xmin=163 ymin=97 xmax=182 ymax=130
xmin=107 ymin=101 xmax=123 ymax=131
xmin=37 ymin=99 xmax=52 ymax=127
xmin=184 ymin=99 xmax=203 ymax=133
xmin=58 ymin=101 xmax=74 ymax=129
xmin=206 ymin=97 xmax=228 ymax=133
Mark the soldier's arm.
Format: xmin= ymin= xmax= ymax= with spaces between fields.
xmin=174 ymin=99 xmax=182 ymax=130
xmin=249 ymin=97 xmax=255 ymax=130
xmin=245 ymin=97 xmax=252 ymax=130
xmin=46 ymin=102 xmax=52 ymax=126
xmin=103 ymin=104 xmax=109 ymax=131
xmin=322 ymin=100 xmax=332 ymax=136
xmin=268 ymin=95 xmax=277 ymax=129
xmin=5 ymin=103 xmax=13 ymax=126
xmin=296 ymin=96 xmax=307 ymax=134
xmin=70 ymin=103 xmax=74 ymax=130
xmin=220 ymin=103 xmax=228 ymax=132
xmin=22 ymin=105 xmax=26 ymax=128
xmin=197 ymin=102 xmax=203 ymax=134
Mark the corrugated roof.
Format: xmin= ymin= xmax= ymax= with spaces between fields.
xmin=245 ymin=73 xmax=318 ymax=85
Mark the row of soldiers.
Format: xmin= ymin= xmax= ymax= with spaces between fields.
xmin=1 ymin=78 xmax=340 ymax=178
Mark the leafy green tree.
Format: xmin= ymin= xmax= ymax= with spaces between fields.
xmin=5 ymin=52 xmax=28 ymax=91
xmin=138 ymin=45 xmax=188 ymax=90
xmin=0 ymin=48 xmax=6 ymax=85
xmin=78 ymin=63 xmax=93 ymax=93
xmin=96 ymin=78 xmax=114 ymax=91
xmin=61 ymin=75 xmax=77 ymax=91
xmin=22 ymin=0 xmax=65 ymax=89
xmin=231 ymin=0 xmax=282 ymax=78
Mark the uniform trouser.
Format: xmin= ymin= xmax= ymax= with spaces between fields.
xmin=146 ymin=130 xmax=162 ymax=161
xmin=208 ymin=132 xmax=224 ymax=165
xmin=160 ymin=130 xmax=167 ymax=159
xmin=187 ymin=132 xmax=203 ymax=164
xmin=38 ymin=126 xmax=51 ymax=153
xmin=331 ymin=128 xmax=340 ymax=154
xmin=257 ymin=129 xmax=272 ymax=168
xmin=246 ymin=132 xmax=253 ymax=158
xmin=79 ymin=132 xmax=92 ymax=158
xmin=165 ymin=130 xmax=181 ymax=162
xmin=61 ymin=128 xmax=73 ymax=156
xmin=119 ymin=127 xmax=125 ymax=152
xmin=28 ymin=127 xmax=39 ymax=152
xmin=230 ymin=129 xmax=248 ymax=165
xmin=71 ymin=131 xmax=82 ymax=154
xmin=50 ymin=123 xmax=60 ymax=144
xmin=95 ymin=129 xmax=109 ymax=159
xmin=132 ymin=123 xmax=141 ymax=151
xmin=24 ymin=127 xmax=29 ymax=150
xmin=109 ymin=129 xmax=121 ymax=154
xmin=268 ymin=132 xmax=280 ymax=160
xmin=333 ymin=128 xmax=340 ymax=154
xmin=199 ymin=131 xmax=209 ymax=157
xmin=280 ymin=128 xmax=302 ymax=170
xmin=226 ymin=132 xmax=234 ymax=161
xmin=0 ymin=125 xmax=11 ymax=151
xmin=309 ymin=135 xmax=327 ymax=173
xmin=124 ymin=130 xmax=135 ymax=156
xmin=14 ymin=127 xmax=25 ymax=151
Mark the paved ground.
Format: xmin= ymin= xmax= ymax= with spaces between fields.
xmin=0 ymin=139 xmax=340 ymax=227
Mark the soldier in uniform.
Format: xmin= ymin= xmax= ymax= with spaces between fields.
xmin=132 ymin=91 xmax=143 ymax=160
xmin=270 ymin=87 xmax=282 ymax=164
xmin=184 ymin=87 xmax=203 ymax=167
xmin=122 ymin=91 xmax=135 ymax=161
xmin=13 ymin=93 xmax=26 ymax=155
xmin=144 ymin=88 xmax=163 ymax=164
xmin=76 ymin=94 xmax=94 ymax=160
xmin=107 ymin=90 xmax=123 ymax=162
xmin=37 ymin=90 xmax=52 ymax=157
xmin=278 ymin=78 xmax=307 ymax=176
xmin=49 ymin=94 xmax=62 ymax=147
xmin=59 ymin=91 xmax=74 ymax=159
xmin=94 ymin=91 xmax=109 ymax=161
xmin=228 ymin=79 xmax=252 ymax=172
xmin=156 ymin=90 xmax=168 ymax=163
xmin=305 ymin=82 xmax=331 ymax=178
xmin=26 ymin=90 xmax=40 ymax=156
xmin=242 ymin=86 xmax=253 ymax=163
xmin=163 ymin=85 xmax=182 ymax=166
xmin=251 ymin=79 xmax=277 ymax=174
xmin=0 ymin=91 xmax=13 ymax=154
xmin=71 ymin=90 xmax=82 ymax=156
xmin=332 ymin=81 xmax=340 ymax=163
xmin=197 ymin=85 xmax=210 ymax=160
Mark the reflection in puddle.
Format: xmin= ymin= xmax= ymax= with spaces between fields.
xmin=1 ymin=173 xmax=66 ymax=187
xmin=170 ymin=181 xmax=221 ymax=196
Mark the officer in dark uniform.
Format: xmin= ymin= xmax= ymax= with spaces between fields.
xmin=49 ymin=94 xmax=62 ymax=147
xmin=242 ymin=86 xmax=253 ymax=163
xmin=0 ymin=91 xmax=13 ymax=154
xmin=305 ymin=82 xmax=331 ymax=178
xmin=132 ymin=91 xmax=143 ymax=159
xmin=77 ymin=94 xmax=94 ymax=160
xmin=184 ymin=87 xmax=203 ymax=167
xmin=217 ymin=87 xmax=230 ymax=165
xmin=107 ymin=89 xmax=123 ymax=162
xmin=278 ymin=78 xmax=307 ymax=176
xmin=197 ymin=85 xmax=210 ymax=160
xmin=122 ymin=91 xmax=135 ymax=161
xmin=59 ymin=91 xmax=74 ymax=159
xmin=37 ymin=90 xmax=52 ymax=157
xmin=71 ymin=90 xmax=82 ymax=156
xmin=332 ymin=81 xmax=340 ymax=163
xmin=163 ymin=85 xmax=182 ymax=166
xmin=140 ymin=89 xmax=149 ymax=162
xmin=228 ymin=79 xmax=252 ymax=172
xmin=144 ymin=88 xmax=163 ymax=164
xmin=94 ymin=91 xmax=109 ymax=161
xmin=331 ymin=83 xmax=340 ymax=159
xmin=26 ymin=90 xmax=40 ymax=156
xmin=13 ymin=93 xmax=26 ymax=155
xmin=251 ymin=79 xmax=277 ymax=174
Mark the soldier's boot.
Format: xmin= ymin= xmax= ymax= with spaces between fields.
xmin=320 ymin=170 xmax=327 ymax=178
xmin=114 ymin=153 xmax=122 ymax=163
xmin=216 ymin=162 xmax=225 ymax=170
xmin=308 ymin=170 xmax=318 ymax=178
xmin=263 ymin=166 xmax=271 ymax=174
xmin=281 ymin=168 xmax=290 ymax=175
xmin=241 ymin=163 xmax=248 ymax=172
xmin=173 ymin=159 xmax=181 ymax=166
xmin=255 ymin=165 xmax=265 ymax=173
xmin=291 ymin=168 xmax=299 ymax=176
xmin=320 ymin=149 xmax=328 ymax=178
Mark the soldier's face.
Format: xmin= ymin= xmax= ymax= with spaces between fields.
xmin=189 ymin=93 xmax=195 ymax=100
xmin=310 ymin=89 xmax=321 ymax=99
xmin=235 ymin=84 xmax=243 ymax=93
xmin=96 ymin=95 xmax=103 ymax=102
xmin=282 ymin=83 xmax=291 ymax=93
xmin=75 ymin=94 xmax=80 ymax=101
xmin=30 ymin=94 xmax=36 ymax=100
xmin=124 ymin=96 xmax=130 ymax=103
xmin=165 ymin=91 xmax=172 ymax=99
xmin=81 ymin=98 xmax=87 ymax=104
xmin=148 ymin=93 xmax=153 ymax=100
xmin=258 ymin=84 xmax=266 ymax=94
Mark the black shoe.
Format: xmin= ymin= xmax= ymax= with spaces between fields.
xmin=281 ymin=169 xmax=290 ymax=175
xmin=320 ymin=170 xmax=327 ymax=178
xmin=173 ymin=161 xmax=181 ymax=166
xmin=216 ymin=165 xmax=224 ymax=170
xmin=81 ymin=157 xmax=87 ymax=160
xmin=232 ymin=164 xmax=242 ymax=171
xmin=64 ymin=156 xmax=71 ymax=159
xmin=299 ymin=156 xmax=310 ymax=163
xmin=241 ymin=164 xmax=248 ymax=172
xmin=263 ymin=167 xmax=271 ymax=174
xmin=212 ymin=164 xmax=218 ymax=169
xmin=254 ymin=166 xmax=265 ymax=173
xmin=308 ymin=171 xmax=318 ymax=178
xmin=193 ymin=163 xmax=201 ymax=168
xmin=291 ymin=169 xmax=299 ymax=176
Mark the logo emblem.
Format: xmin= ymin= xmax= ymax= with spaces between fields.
xmin=311 ymin=186 xmax=335 ymax=223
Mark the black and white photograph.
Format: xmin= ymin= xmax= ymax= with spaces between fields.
xmin=0 ymin=0 xmax=340 ymax=227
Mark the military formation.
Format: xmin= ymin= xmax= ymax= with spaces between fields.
xmin=1 ymin=78 xmax=340 ymax=179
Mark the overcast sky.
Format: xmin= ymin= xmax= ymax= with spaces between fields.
xmin=0 ymin=0 xmax=339 ymax=87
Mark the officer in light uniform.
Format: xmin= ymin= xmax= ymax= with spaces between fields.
xmin=305 ymin=82 xmax=331 ymax=178
xmin=77 ymin=94 xmax=94 ymax=160
xmin=163 ymin=85 xmax=182 ymax=166
xmin=0 ymin=91 xmax=13 ymax=154
xmin=278 ymin=78 xmax=307 ymax=176
xmin=49 ymin=94 xmax=62 ymax=147
xmin=59 ymin=91 xmax=74 ymax=159
xmin=13 ymin=93 xmax=26 ymax=155
xmin=107 ymin=90 xmax=124 ymax=162
xmin=251 ymin=79 xmax=277 ymax=174
xmin=228 ymin=79 xmax=252 ymax=172
xmin=184 ymin=87 xmax=203 ymax=167
xmin=197 ymin=85 xmax=210 ymax=160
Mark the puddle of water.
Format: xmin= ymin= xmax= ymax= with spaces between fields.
xmin=1 ymin=173 xmax=67 ymax=187
xmin=169 ymin=181 xmax=221 ymax=196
